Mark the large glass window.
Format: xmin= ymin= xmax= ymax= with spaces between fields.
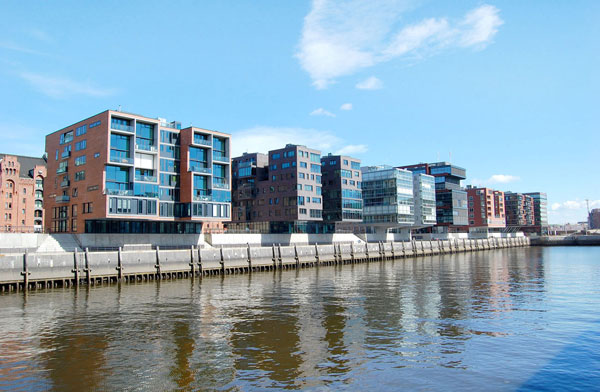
xmin=110 ymin=134 xmax=131 ymax=162
xmin=189 ymin=146 xmax=209 ymax=172
xmin=105 ymin=165 xmax=131 ymax=194
xmin=59 ymin=130 xmax=73 ymax=145
xmin=212 ymin=164 xmax=228 ymax=188
xmin=193 ymin=175 xmax=209 ymax=200
xmin=136 ymin=122 xmax=155 ymax=150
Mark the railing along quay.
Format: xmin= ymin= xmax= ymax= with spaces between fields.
xmin=0 ymin=237 xmax=530 ymax=292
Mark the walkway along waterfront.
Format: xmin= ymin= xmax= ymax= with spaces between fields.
xmin=0 ymin=237 xmax=530 ymax=292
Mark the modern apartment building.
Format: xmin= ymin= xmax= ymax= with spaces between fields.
xmin=231 ymin=145 xmax=324 ymax=231
xmin=523 ymin=192 xmax=548 ymax=235
xmin=44 ymin=110 xmax=231 ymax=234
xmin=466 ymin=186 xmax=506 ymax=230
xmin=361 ymin=166 xmax=436 ymax=232
xmin=0 ymin=154 xmax=47 ymax=232
xmin=398 ymin=162 xmax=468 ymax=232
xmin=320 ymin=154 xmax=362 ymax=223
xmin=504 ymin=192 xmax=535 ymax=227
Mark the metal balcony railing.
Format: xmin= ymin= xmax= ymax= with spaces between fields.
xmin=56 ymin=195 xmax=70 ymax=202
xmin=111 ymin=123 xmax=134 ymax=132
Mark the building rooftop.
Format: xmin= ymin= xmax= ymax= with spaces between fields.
xmin=0 ymin=153 xmax=47 ymax=178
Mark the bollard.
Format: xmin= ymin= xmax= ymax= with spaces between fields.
xmin=294 ymin=244 xmax=299 ymax=268
xmin=117 ymin=247 xmax=123 ymax=281
xmin=197 ymin=246 xmax=203 ymax=276
xmin=72 ymin=249 xmax=79 ymax=287
xmin=155 ymin=246 xmax=162 ymax=279
xmin=247 ymin=243 xmax=252 ymax=271
xmin=390 ymin=241 xmax=395 ymax=259
xmin=21 ymin=250 xmax=30 ymax=291
xmin=189 ymin=246 xmax=196 ymax=277
xmin=220 ymin=247 xmax=225 ymax=274
xmin=315 ymin=244 xmax=320 ymax=265
xmin=350 ymin=242 xmax=355 ymax=263
xmin=84 ymin=247 xmax=91 ymax=284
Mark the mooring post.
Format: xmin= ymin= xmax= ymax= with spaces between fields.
xmin=155 ymin=246 xmax=161 ymax=279
xmin=315 ymin=244 xmax=320 ymax=265
xmin=350 ymin=242 xmax=355 ymax=263
xmin=338 ymin=242 xmax=343 ymax=263
xmin=72 ymin=249 xmax=79 ymax=287
xmin=220 ymin=247 xmax=225 ymax=274
xmin=117 ymin=247 xmax=123 ymax=281
xmin=21 ymin=250 xmax=30 ymax=291
xmin=390 ymin=241 xmax=395 ymax=259
xmin=294 ymin=244 xmax=299 ymax=267
xmin=272 ymin=244 xmax=278 ymax=269
xmin=277 ymin=244 xmax=282 ymax=268
xmin=247 ymin=243 xmax=252 ymax=271
xmin=84 ymin=247 xmax=91 ymax=284
xmin=189 ymin=246 xmax=196 ymax=277
xmin=402 ymin=241 xmax=406 ymax=257
xmin=197 ymin=246 xmax=203 ymax=276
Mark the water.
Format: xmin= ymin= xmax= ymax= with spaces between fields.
xmin=1 ymin=247 xmax=599 ymax=391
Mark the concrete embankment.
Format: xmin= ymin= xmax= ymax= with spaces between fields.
xmin=0 ymin=237 xmax=530 ymax=292
xmin=530 ymin=235 xmax=600 ymax=246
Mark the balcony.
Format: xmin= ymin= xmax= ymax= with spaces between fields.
xmin=35 ymin=183 xmax=43 ymax=190
xmin=135 ymin=142 xmax=158 ymax=152
xmin=105 ymin=188 xmax=134 ymax=196
xmin=135 ymin=175 xmax=157 ymax=183
xmin=110 ymin=122 xmax=134 ymax=133
xmin=193 ymin=137 xmax=212 ymax=147
xmin=212 ymin=152 xmax=229 ymax=163
xmin=109 ymin=152 xmax=134 ymax=165
xmin=189 ymin=165 xmax=211 ymax=174
xmin=56 ymin=167 xmax=68 ymax=174
xmin=56 ymin=195 xmax=70 ymax=203
xmin=194 ymin=191 xmax=211 ymax=202
xmin=61 ymin=150 xmax=71 ymax=159
xmin=212 ymin=178 xmax=229 ymax=189
xmin=60 ymin=179 xmax=70 ymax=187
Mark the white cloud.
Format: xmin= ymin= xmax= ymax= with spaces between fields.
xmin=548 ymin=199 xmax=600 ymax=224
xmin=231 ymin=126 xmax=366 ymax=158
xmin=551 ymin=200 xmax=600 ymax=211
xmin=356 ymin=76 xmax=383 ymax=90
xmin=340 ymin=103 xmax=353 ymax=110
xmin=296 ymin=1 xmax=503 ymax=88
xmin=310 ymin=107 xmax=336 ymax=117
xmin=335 ymin=144 xmax=368 ymax=155
xmin=19 ymin=72 xmax=116 ymax=99
xmin=470 ymin=174 xmax=520 ymax=187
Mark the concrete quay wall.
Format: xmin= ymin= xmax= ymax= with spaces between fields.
xmin=530 ymin=235 xmax=600 ymax=246
xmin=0 ymin=237 xmax=530 ymax=292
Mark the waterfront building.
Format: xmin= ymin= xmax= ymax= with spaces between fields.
xmin=504 ymin=192 xmax=535 ymax=228
xmin=0 ymin=154 xmax=47 ymax=232
xmin=44 ymin=110 xmax=231 ymax=234
xmin=590 ymin=208 xmax=600 ymax=230
xmin=523 ymin=192 xmax=548 ymax=235
xmin=320 ymin=154 xmax=362 ymax=224
xmin=361 ymin=166 xmax=436 ymax=234
xmin=398 ymin=162 xmax=468 ymax=233
xmin=231 ymin=144 xmax=324 ymax=232
xmin=465 ymin=186 xmax=506 ymax=232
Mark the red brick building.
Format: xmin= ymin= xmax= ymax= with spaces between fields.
xmin=466 ymin=186 xmax=506 ymax=229
xmin=44 ymin=110 xmax=231 ymax=234
xmin=0 ymin=154 xmax=47 ymax=232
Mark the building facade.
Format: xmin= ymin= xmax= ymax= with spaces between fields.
xmin=523 ymin=192 xmax=548 ymax=235
xmin=231 ymin=145 xmax=324 ymax=232
xmin=466 ymin=186 xmax=506 ymax=230
xmin=412 ymin=173 xmax=437 ymax=227
xmin=44 ymin=110 xmax=231 ymax=234
xmin=590 ymin=208 xmax=600 ymax=230
xmin=504 ymin=192 xmax=535 ymax=227
xmin=320 ymin=154 xmax=362 ymax=223
xmin=0 ymin=154 xmax=47 ymax=232
xmin=399 ymin=162 xmax=468 ymax=232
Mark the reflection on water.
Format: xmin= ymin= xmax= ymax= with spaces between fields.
xmin=1 ymin=247 xmax=599 ymax=391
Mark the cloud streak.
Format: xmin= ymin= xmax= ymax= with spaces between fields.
xmin=356 ymin=76 xmax=383 ymax=90
xmin=231 ymin=126 xmax=367 ymax=158
xmin=296 ymin=1 xmax=503 ymax=88
xmin=310 ymin=108 xmax=336 ymax=117
xmin=19 ymin=72 xmax=117 ymax=99
xmin=470 ymin=174 xmax=520 ymax=187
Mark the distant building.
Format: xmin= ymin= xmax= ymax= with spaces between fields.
xmin=504 ymin=192 xmax=535 ymax=227
xmin=320 ymin=154 xmax=362 ymax=223
xmin=361 ymin=165 xmax=436 ymax=233
xmin=398 ymin=162 xmax=468 ymax=233
xmin=523 ymin=192 xmax=548 ymax=235
xmin=589 ymin=208 xmax=600 ymax=230
xmin=0 ymin=154 xmax=47 ymax=232
xmin=466 ymin=186 xmax=506 ymax=232
xmin=231 ymin=145 xmax=326 ymax=233
xmin=44 ymin=110 xmax=231 ymax=234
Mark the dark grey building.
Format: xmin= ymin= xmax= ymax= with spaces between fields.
xmin=320 ymin=154 xmax=362 ymax=223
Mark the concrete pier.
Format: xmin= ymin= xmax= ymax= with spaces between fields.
xmin=0 ymin=237 xmax=531 ymax=292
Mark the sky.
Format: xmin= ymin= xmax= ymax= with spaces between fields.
xmin=1 ymin=0 xmax=598 ymax=224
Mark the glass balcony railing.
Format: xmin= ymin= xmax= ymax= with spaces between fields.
xmin=189 ymin=165 xmax=211 ymax=174
xmin=56 ymin=167 xmax=68 ymax=174
xmin=193 ymin=137 xmax=212 ymax=146
xmin=111 ymin=122 xmax=134 ymax=132
xmin=60 ymin=179 xmax=70 ymax=187
xmin=35 ymin=183 xmax=43 ymax=190
xmin=105 ymin=188 xmax=134 ymax=196
xmin=135 ymin=141 xmax=158 ymax=152
xmin=56 ymin=195 xmax=70 ymax=203
xmin=193 ymin=190 xmax=211 ymax=201
xmin=134 ymin=175 xmax=157 ymax=183
xmin=212 ymin=178 xmax=229 ymax=189
xmin=109 ymin=152 xmax=134 ymax=165
xmin=212 ymin=152 xmax=229 ymax=162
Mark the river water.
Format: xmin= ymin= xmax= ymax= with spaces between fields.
xmin=1 ymin=246 xmax=599 ymax=391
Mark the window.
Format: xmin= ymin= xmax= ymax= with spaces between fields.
xmin=75 ymin=155 xmax=86 ymax=166
xmin=304 ymin=185 xmax=313 ymax=191
xmin=281 ymin=162 xmax=290 ymax=169
xmin=94 ymin=152 xmax=100 ymax=158
xmin=310 ymin=164 xmax=320 ymax=173
xmin=83 ymin=202 xmax=93 ymax=214
xmin=59 ymin=130 xmax=73 ymax=145
xmin=75 ymin=140 xmax=87 ymax=151
xmin=136 ymin=122 xmax=155 ymax=150
xmin=343 ymin=159 xmax=349 ymax=165
xmin=300 ymin=162 xmax=307 ymax=168
xmin=351 ymin=161 xmax=360 ymax=170
xmin=310 ymin=153 xmax=320 ymax=162
xmin=75 ymin=171 xmax=85 ymax=181
xmin=89 ymin=120 xmax=101 ymax=128
xmin=76 ymin=125 xmax=87 ymax=136
xmin=270 ymin=164 xmax=277 ymax=170
xmin=329 ymin=160 xmax=337 ymax=165
xmin=272 ymin=153 xmax=280 ymax=159
xmin=72 ymin=188 xmax=78 ymax=197
xmin=298 ymin=173 xmax=305 ymax=179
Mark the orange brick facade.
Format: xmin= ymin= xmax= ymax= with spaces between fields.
xmin=0 ymin=154 xmax=47 ymax=232
xmin=466 ymin=186 xmax=506 ymax=229
xmin=44 ymin=110 xmax=231 ymax=234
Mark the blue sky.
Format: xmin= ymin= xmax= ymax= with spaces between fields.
xmin=1 ymin=1 xmax=598 ymax=224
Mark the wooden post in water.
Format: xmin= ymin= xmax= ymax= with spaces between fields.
xmin=21 ymin=250 xmax=30 ymax=291
xmin=117 ymin=247 xmax=123 ymax=281
xmin=189 ymin=246 xmax=196 ymax=277
xmin=84 ymin=248 xmax=91 ymax=284
xmin=155 ymin=246 xmax=161 ymax=279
